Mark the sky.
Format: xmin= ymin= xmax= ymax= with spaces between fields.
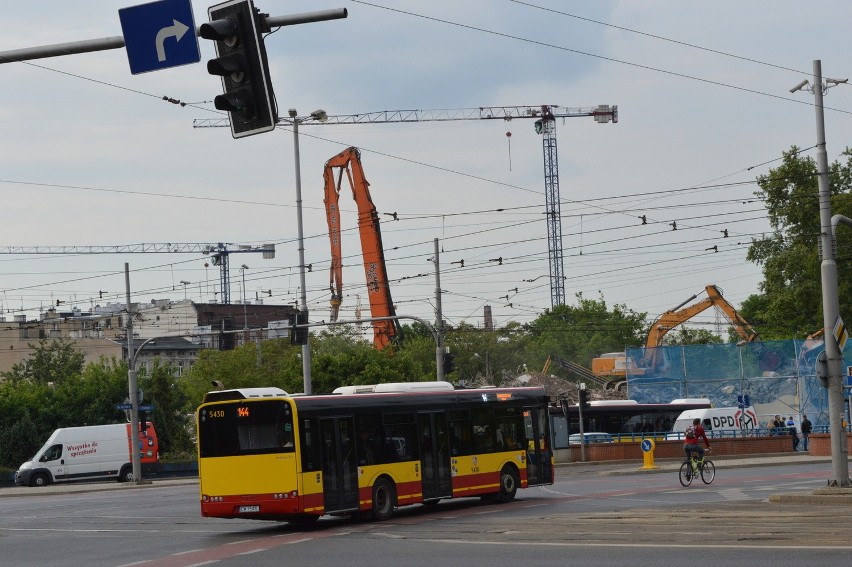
xmin=1 ymin=1 xmax=851 ymax=341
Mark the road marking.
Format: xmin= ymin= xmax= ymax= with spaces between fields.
xmin=413 ymin=538 xmax=852 ymax=551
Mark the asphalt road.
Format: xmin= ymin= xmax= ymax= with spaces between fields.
xmin=1 ymin=459 xmax=851 ymax=566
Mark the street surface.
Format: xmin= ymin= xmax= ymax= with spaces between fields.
xmin=1 ymin=460 xmax=850 ymax=566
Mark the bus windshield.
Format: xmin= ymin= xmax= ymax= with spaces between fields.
xmin=198 ymin=399 xmax=295 ymax=458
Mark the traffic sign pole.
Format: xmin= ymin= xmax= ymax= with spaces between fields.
xmin=0 ymin=8 xmax=347 ymax=65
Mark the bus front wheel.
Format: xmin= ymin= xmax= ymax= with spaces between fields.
xmin=371 ymin=478 xmax=396 ymax=521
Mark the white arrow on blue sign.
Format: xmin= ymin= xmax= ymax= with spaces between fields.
xmin=119 ymin=0 xmax=200 ymax=75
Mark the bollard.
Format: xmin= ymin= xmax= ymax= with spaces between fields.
xmin=640 ymin=438 xmax=658 ymax=470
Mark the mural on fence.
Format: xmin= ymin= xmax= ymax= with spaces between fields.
xmin=625 ymin=339 xmax=845 ymax=427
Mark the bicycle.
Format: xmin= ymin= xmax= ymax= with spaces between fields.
xmin=678 ymin=450 xmax=715 ymax=486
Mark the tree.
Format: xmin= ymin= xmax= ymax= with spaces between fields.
xmin=743 ymin=146 xmax=852 ymax=338
xmin=523 ymin=293 xmax=646 ymax=371
xmin=661 ymin=327 xmax=724 ymax=346
xmin=2 ymin=338 xmax=85 ymax=384
xmin=138 ymin=359 xmax=193 ymax=455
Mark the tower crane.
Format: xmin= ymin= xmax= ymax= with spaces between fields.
xmin=195 ymin=104 xmax=618 ymax=306
xmin=0 ymin=242 xmax=275 ymax=305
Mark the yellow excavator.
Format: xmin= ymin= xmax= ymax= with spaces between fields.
xmin=591 ymin=285 xmax=759 ymax=378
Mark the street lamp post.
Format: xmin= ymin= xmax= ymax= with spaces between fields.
xmin=790 ymin=60 xmax=850 ymax=487
xmin=127 ymin=336 xmax=156 ymax=484
xmin=179 ymin=280 xmax=190 ymax=300
xmin=285 ymin=108 xmax=328 ymax=395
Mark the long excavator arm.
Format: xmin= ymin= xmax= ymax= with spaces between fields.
xmin=323 ymin=147 xmax=400 ymax=349
xmin=644 ymin=284 xmax=759 ymax=367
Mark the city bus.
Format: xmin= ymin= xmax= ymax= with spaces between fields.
xmin=196 ymin=382 xmax=553 ymax=523
xmin=563 ymin=398 xmax=712 ymax=440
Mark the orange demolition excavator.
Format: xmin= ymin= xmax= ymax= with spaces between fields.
xmin=324 ymin=147 xmax=400 ymax=350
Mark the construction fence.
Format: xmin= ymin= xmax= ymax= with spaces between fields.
xmin=625 ymin=339 xmax=847 ymax=428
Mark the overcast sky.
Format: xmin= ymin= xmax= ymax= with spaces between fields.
xmin=1 ymin=1 xmax=851 ymax=339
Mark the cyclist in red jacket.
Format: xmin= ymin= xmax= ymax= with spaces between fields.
xmin=683 ymin=418 xmax=711 ymax=461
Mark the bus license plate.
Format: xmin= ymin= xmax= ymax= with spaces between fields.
xmin=238 ymin=505 xmax=260 ymax=513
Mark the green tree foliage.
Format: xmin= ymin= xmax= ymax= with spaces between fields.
xmin=743 ymin=146 xmax=852 ymax=338
xmin=2 ymin=338 xmax=84 ymax=384
xmin=523 ymin=294 xmax=646 ymax=370
xmin=0 ymin=411 xmax=40 ymax=471
xmin=661 ymin=327 xmax=724 ymax=346
xmin=138 ymin=359 xmax=193 ymax=455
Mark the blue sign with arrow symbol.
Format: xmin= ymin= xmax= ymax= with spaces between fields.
xmin=119 ymin=0 xmax=200 ymax=75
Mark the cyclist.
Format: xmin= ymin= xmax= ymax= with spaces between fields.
xmin=683 ymin=418 xmax=711 ymax=462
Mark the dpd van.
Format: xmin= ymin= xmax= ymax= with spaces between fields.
xmin=14 ymin=422 xmax=159 ymax=487
xmin=666 ymin=406 xmax=758 ymax=439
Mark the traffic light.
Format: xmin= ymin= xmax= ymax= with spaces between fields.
xmin=201 ymin=0 xmax=277 ymax=138
xmin=290 ymin=311 xmax=308 ymax=346
xmin=578 ymin=388 xmax=590 ymax=410
xmin=443 ymin=351 xmax=457 ymax=375
xmin=138 ymin=410 xmax=148 ymax=431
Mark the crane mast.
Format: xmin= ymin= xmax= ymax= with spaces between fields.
xmin=195 ymin=104 xmax=617 ymax=307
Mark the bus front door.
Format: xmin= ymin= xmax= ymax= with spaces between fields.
xmin=418 ymin=412 xmax=452 ymax=501
xmin=319 ymin=417 xmax=359 ymax=513
xmin=524 ymin=407 xmax=553 ymax=486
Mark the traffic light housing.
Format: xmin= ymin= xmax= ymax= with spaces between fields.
xmin=443 ymin=351 xmax=456 ymax=375
xmin=201 ymin=0 xmax=277 ymax=138
xmin=578 ymin=388 xmax=590 ymax=410
xmin=290 ymin=311 xmax=308 ymax=346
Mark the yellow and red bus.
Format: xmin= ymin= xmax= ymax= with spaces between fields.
xmin=196 ymin=382 xmax=553 ymax=522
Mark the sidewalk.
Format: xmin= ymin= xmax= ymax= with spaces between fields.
xmin=0 ymin=476 xmax=197 ymax=498
xmin=557 ymin=450 xmax=830 ymax=475
xmin=559 ymin=452 xmax=852 ymax=505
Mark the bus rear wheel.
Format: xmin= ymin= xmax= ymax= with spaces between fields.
xmin=495 ymin=466 xmax=519 ymax=503
xmin=371 ymin=478 xmax=396 ymax=521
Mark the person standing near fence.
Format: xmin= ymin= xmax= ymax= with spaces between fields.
xmin=800 ymin=414 xmax=812 ymax=452
xmin=786 ymin=416 xmax=799 ymax=451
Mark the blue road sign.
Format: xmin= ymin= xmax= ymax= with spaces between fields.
xmin=119 ymin=0 xmax=200 ymax=75
xmin=115 ymin=403 xmax=133 ymax=410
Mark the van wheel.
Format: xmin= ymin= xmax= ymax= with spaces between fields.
xmin=119 ymin=465 xmax=134 ymax=483
xmin=371 ymin=478 xmax=396 ymax=521
xmin=29 ymin=472 xmax=49 ymax=487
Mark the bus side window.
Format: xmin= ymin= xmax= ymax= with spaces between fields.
xmin=471 ymin=408 xmax=494 ymax=453
xmin=356 ymin=415 xmax=381 ymax=465
xmin=382 ymin=413 xmax=417 ymax=462
xmin=299 ymin=418 xmax=321 ymax=472
xmin=449 ymin=410 xmax=472 ymax=456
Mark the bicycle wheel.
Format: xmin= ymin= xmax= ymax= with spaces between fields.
xmin=700 ymin=459 xmax=715 ymax=484
xmin=679 ymin=461 xmax=693 ymax=486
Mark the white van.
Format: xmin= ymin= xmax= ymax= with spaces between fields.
xmin=14 ymin=422 xmax=159 ymax=487
xmin=666 ymin=407 xmax=758 ymax=440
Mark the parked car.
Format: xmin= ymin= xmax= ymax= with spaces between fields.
xmin=568 ymin=432 xmax=614 ymax=445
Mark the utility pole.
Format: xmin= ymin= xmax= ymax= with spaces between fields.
xmin=791 ymin=60 xmax=850 ymax=487
xmin=124 ymin=263 xmax=142 ymax=483
xmin=434 ymin=238 xmax=445 ymax=381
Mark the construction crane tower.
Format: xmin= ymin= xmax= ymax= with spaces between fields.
xmin=196 ymin=104 xmax=618 ymax=306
